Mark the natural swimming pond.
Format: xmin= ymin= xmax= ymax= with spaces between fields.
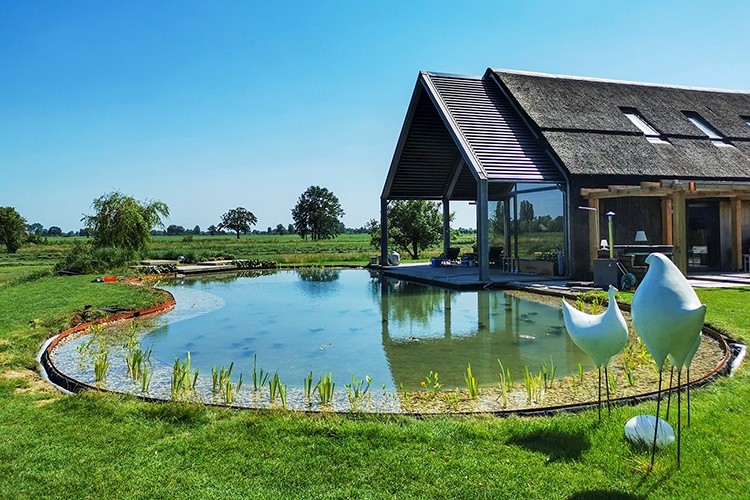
xmin=51 ymin=268 xmax=591 ymax=397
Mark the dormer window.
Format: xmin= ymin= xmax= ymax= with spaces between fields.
xmin=683 ymin=111 xmax=733 ymax=147
xmin=620 ymin=107 xmax=669 ymax=144
xmin=743 ymin=116 xmax=750 ymax=128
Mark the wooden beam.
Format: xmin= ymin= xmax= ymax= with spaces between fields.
xmin=587 ymin=199 xmax=600 ymax=272
xmin=672 ymin=191 xmax=687 ymax=275
xmin=662 ymin=196 xmax=673 ymax=245
xmin=732 ymin=198 xmax=743 ymax=271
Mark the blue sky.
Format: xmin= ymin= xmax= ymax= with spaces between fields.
xmin=2 ymin=1 xmax=749 ymax=232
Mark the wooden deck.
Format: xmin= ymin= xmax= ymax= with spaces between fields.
xmin=375 ymin=262 xmax=570 ymax=291
xmin=374 ymin=263 xmax=750 ymax=292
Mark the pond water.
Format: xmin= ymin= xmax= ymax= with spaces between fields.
xmin=125 ymin=268 xmax=589 ymax=391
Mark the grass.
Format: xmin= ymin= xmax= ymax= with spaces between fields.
xmin=0 ymin=231 xmax=562 ymax=278
xmin=1 ymin=252 xmax=750 ymax=497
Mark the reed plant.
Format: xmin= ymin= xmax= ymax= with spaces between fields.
xmin=539 ymin=356 xmax=556 ymax=389
xmin=269 ymin=372 xmax=284 ymax=406
xmin=523 ymin=365 xmax=545 ymax=404
xmin=125 ymin=345 xmax=152 ymax=382
xmin=315 ymin=372 xmax=335 ymax=406
xmin=496 ymin=360 xmax=514 ymax=407
xmin=211 ymin=362 xmax=242 ymax=404
xmin=252 ymin=354 xmax=270 ymax=392
xmin=345 ymin=374 xmax=372 ymax=409
xmin=93 ymin=349 xmax=109 ymax=384
xmin=465 ymin=363 xmax=479 ymax=400
xmin=303 ymin=371 xmax=314 ymax=402
xmin=140 ymin=363 xmax=153 ymax=394
xmin=171 ymin=352 xmax=199 ymax=401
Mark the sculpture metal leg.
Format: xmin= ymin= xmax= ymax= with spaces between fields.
xmin=597 ymin=367 xmax=602 ymax=421
xmin=666 ymin=366 xmax=674 ymax=420
xmin=677 ymin=369 xmax=682 ymax=469
xmin=686 ymin=366 xmax=690 ymax=427
xmin=650 ymin=370 xmax=663 ymax=469
xmin=604 ymin=366 xmax=611 ymax=416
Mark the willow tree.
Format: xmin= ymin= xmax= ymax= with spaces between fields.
xmin=82 ymin=191 xmax=169 ymax=253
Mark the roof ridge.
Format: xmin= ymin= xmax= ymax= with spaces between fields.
xmin=491 ymin=68 xmax=750 ymax=94
xmin=421 ymin=70 xmax=482 ymax=80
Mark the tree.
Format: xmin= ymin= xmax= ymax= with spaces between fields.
xmin=0 ymin=207 xmax=27 ymax=253
xmin=218 ymin=207 xmax=258 ymax=239
xmin=166 ymin=225 xmax=186 ymax=236
xmin=291 ymin=185 xmax=344 ymax=240
xmin=368 ymin=200 xmax=448 ymax=259
xmin=276 ymin=224 xmax=288 ymax=235
xmin=47 ymin=226 xmax=63 ymax=236
xmin=82 ymin=191 xmax=169 ymax=253
xmin=207 ymin=225 xmax=218 ymax=236
xmin=193 ymin=225 xmax=201 ymax=235
xmin=519 ymin=200 xmax=535 ymax=222
xmin=27 ymin=222 xmax=43 ymax=235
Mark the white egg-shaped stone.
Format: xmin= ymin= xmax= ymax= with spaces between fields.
xmin=624 ymin=414 xmax=675 ymax=449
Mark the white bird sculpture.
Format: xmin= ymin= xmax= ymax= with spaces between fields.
xmin=562 ymin=285 xmax=628 ymax=419
xmin=631 ymin=252 xmax=706 ymax=469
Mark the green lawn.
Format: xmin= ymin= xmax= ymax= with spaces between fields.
xmin=0 ymin=251 xmax=749 ymax=498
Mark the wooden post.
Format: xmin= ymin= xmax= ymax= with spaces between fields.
xmin=672 ymin=191 xmax=687 ymax=275
xmin=732 ymin=197 xmax=742 ymax=271
xmin=477 ymin=179 xmax=490 ymax=281
xmin=662 ymin=196 xmax=673 ymax=245
xmin=380 ymin=197 xmax=389 ymax=266
xmin=588 ymin=198 xmax=600 ymax=271
xmin=443 ymin=199 xmax=451 ymax=257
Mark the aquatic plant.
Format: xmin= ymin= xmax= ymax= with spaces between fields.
xmin=303 ymin=371 xmax=314 ymax=402
xmin=465 ymin=363 xmax=479 ymax=400
xmin=252 ymin=354 xmax=270 ymax=392
xmin=269 ymin=372 xmax=284 ymax=405
xmin=496 ymin=360 xmax=514 ymax=407
xmin=443 ymin=389 xmax=461 ymax=411
xmin=315 ymin=372 xmax=335 ymax=406
xmin=125 ymin=345 xmax=152 ymax=382
xmin=539 ymin=356 xmax=556 ymax=389
xmin=140 ymin=363 xmax=153 ymax=394
xmin=523 ymin=365 xmax=545 ymax=404
xmin=345 ymin=374 xmax=372 ymax=409
xmin=578 ymin=363 xmax=585 ymax=386
xmin=421 ymin=371 xmax=443 ymax=396
xmin=93 ymin=349 xmax=109 ymax=384
xmin=211 ymin=362 xmax=242 ymax=405
xmin=171 ymin=352 xmax=199 ymax=401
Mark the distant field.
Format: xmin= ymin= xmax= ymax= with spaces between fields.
xmin=0 ymin=231 xmax=562 ymax=284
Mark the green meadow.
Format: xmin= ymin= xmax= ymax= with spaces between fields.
xmin=0 ymin=236 xmax=748 ymax=498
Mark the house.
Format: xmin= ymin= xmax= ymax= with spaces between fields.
xmin=380 ymin=68 xmax=750 ymax=280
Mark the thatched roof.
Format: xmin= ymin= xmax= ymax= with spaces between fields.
xmin=492 ymin=69 xmax=750 ymax=179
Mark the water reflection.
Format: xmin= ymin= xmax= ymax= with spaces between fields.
xmin=62 ymin=270 xmax=588 ymax=393
xmin=374 ymin=276 xmax=587 ymax=389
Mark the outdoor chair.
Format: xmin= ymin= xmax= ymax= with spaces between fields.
xmin=443 ymin=247 xmax=460 ymax=263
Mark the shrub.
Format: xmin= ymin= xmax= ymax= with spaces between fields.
xmin=55 ymin=242 xmax=137 ymax=274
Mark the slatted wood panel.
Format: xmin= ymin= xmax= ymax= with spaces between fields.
xmin=387 ymin=90 xmax=461 ymax=199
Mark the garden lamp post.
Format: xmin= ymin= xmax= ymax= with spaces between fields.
xmin=606 ymin=211 xmax=615 ymax=259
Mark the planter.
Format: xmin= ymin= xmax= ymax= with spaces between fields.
xmin=518 ymin=259 xmax=557 ymax=276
